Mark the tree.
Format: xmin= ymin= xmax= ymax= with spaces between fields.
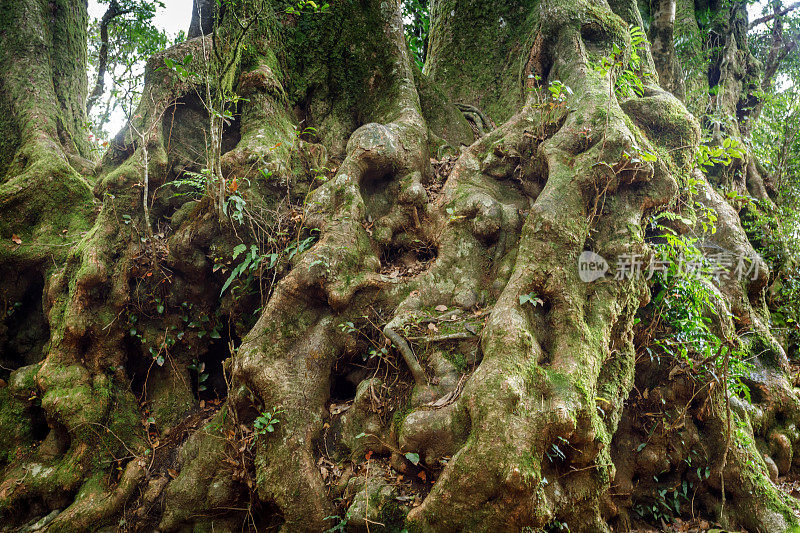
xmin=1 ymin=0 xmax=799 ymax=531
xmin=86 ymin=0 xmax=171 ymax=139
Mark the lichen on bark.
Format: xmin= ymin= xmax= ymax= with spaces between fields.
xmin=1 ymin=0 xmax=799 ymax=530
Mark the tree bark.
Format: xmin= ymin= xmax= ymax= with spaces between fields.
xmin=188 ymin=0 xmax=216 ymax=38
xmin=1 ymin=0 xmax=799 ymax=531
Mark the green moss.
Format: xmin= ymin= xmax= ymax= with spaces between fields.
xmin=519 ymin=451 xmax=542 ymax=486
xmin=443 ymin=346 xmax=469 ymax=372
xmin=392 ymin=400 xmax=413 ymax=431
xmin=0 ymin=387 xmax=34 ymax=465
xmin=379 ymin=499 xmax=408 ymax=531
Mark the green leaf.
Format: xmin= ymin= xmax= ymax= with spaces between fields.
xmin=232 ymin=243 xmax=247 ymax=259
xmin=404 ymin=452 xmax=420 ymax=465
xmin=519 ymin=292 xmax=544 ymax=307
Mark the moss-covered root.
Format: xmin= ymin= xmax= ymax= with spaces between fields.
xmin=0 ymin=362 xmax=147 ymax=529
xmin=203 ymin=0 xmax=431 ymax=529
xmin=0 ymin=36 xmax=213 ymax=528
xmin=159 ymin=410 xmax=246 ymax=530
xmin=706 ymin=409 xmax=800 ymax=532
xmin=405 ymin=1 xmax=693 ymax=530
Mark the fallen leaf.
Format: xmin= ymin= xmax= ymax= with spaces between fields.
xmin=167 ymin=468 xmax=178 ymax=479
xmin=417 ymin=471 xmax=427 ymax=482
xmin=11 ymin=235 xmax=21 ymax=245
xmin=435 ymin=304 xmax=448 ymax=312
xmin=428 ymin=323 xmax=439 ymax=332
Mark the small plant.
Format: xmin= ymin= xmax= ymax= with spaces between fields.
xmin=338 ymin=321 xmax=358 ymax=334
xmin=187 ymin=358 xmax=209 ymax=393
xmin=324 ymin=513 xmax=350 ymax=533
xmin=695 ymin=136 xmax=745 ymax=168
xmin=4 ymin=301 xmax=22 ymax=318
xmin=546 ymin=436 xmax=569 ymax=462
xmin=547 ymin=80 xmax=573 ymax=103
xmin=158 ymin=54 xmax=197 ymax=82
xmin=528 ymin=77 xmax=574 ymax=129
xmin=366 ymin=346 xmax=389 ymax=362
xmin=594 ymin=25 xmax=651 ymax=99
xmin=254 ymin=408 xmax=284 ymax=436
xmin=445 ymin=206 xmax=466 ymax=223
xmin=519 ymin=291 xmax=544 ymax=307
xmin=220 ymin=230 xmax=319 ymax=297
xmin=404 ymin=452 xmax=421 ymax=465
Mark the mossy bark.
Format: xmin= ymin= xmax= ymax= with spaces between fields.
xmin=0 ymin=0 xmax=798 ymax=531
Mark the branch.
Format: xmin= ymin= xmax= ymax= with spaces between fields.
xmin=86 ymin=0 xmax=130 ymax=114
xmin=749 ymin=0 xmax=800 ymax=29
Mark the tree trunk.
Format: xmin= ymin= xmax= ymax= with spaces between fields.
xmin=1 ymin=0 xmax=799 ymax=531
xmin=188 ymin=0 xmax=216 ymax=38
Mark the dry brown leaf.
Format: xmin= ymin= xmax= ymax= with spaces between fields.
xmin=11 ymin=234 xmax=21 ymax=245
xmin=435 ymin=304 xmax=448 ymax=312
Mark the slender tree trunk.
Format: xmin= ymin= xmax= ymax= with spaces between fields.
xmin=188 ymin=0 xmax=216 ymax=38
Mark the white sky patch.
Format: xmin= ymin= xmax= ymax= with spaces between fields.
xmin=88 ymin=0 xmax=194 ymax=39
xmin=88 ymin=0 xmax=193 ymax=138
